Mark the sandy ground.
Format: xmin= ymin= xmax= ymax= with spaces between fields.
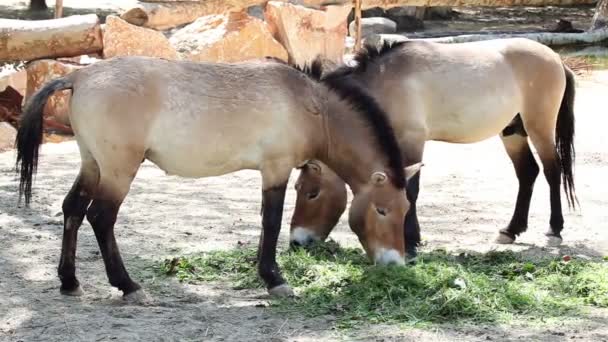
xmin=1 ymin=72 xmax=608 ymax=342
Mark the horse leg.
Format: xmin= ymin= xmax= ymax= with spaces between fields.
xmin=87 ymin=154 xmax=146 ymax=301
xmin=258 ymin=169 xmax=291 ymax=297
xmin=524 ymin=119 xmax=565 ymax=246
xmin=58 ymin=148 xmax=98 ymax=295
xmin=496 ymin=115 xmax=540 ymax=244
xmin=529 ymin=139 xmax=564 ymax=245
xmin=401 ymin=139 xmax=425 ymax=259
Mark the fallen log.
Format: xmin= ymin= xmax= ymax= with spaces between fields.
xmin=121 ymin=0 xmax=264 ymax=30
xmin=366 ymin=28 xmax=608 ymax=48
xmin=0 ymin=14 xmax=103 ymax=62
xmin=320 ymin=0 xmax=594 ymax=9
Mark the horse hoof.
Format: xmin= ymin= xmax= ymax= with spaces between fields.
xmin=495 ymin=233 xmax=515 ymax=244
xmin=268 ymin=284 xmax=294 ymax=298
xmin=123 ymin=289 xmax=151 ymax=304
xmin=545 ymin=234 xmax=563 ymax=247
xmin=60 ymin=285 xmax=84 ymax=297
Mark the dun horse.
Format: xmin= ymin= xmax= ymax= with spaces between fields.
xmin=290 ymin=38 xmax=577 ymax=258
xmin=15 ymin=56 xmax=418 ymax=300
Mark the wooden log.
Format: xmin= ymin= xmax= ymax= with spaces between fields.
xmin=0 ymin=14 xmax=103 ymax=62
xmin=591 ymin=0 xmax=608 ymax=30
xmin=354 ymin=0 xmax=362 ymax=51
xmin=54 ymin=0 xmax=63 ymax=18
xmin=121 ymin=0 xmax=264 ymax=30
xmin=366 ymin=28 xmax=608 ymax=47
xmin=320 ymin=0 xmax=594 ymax=9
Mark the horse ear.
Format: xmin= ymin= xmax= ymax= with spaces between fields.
xmin=371 ymin=171 xmax=388 ymax=186
xmin=404 ymin=162 xmax=423 ymax=182
xmin=307 ymin=161 xmax=322 ymax=174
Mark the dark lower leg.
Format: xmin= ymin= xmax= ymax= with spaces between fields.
xmin=258 ymin=184 xmax=287 ymax=289
xmin=544 ymin=162 xmax=564 ymax=237
xmin=404 ymin=170 xmax=421 ymax=257
xmin=87 ymin=199 xmax=140 ymax=295
xmin=58 ymin=179 xmax=92 ymax=293
xmin=501 ymin=146 xmax=540 ymax=239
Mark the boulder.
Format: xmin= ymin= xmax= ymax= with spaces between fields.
xmin=0 ymin=122 xmax=17 ymax=153
xmin=103 ymin=15 xmax=179 ymax=59
xmin=425 ymin=7 xmax=456 ymax=20
xmin=25 ymin=60 xmax=84 ymax=127
xmin=265 ymin=1 xmax=350 ymax=66
xmin=169 ymin=11 xmax=287 ymax=63
xmin=349 ymin=17 xmax=397 ymax=37
xmin=0 ymin=69 xmax=27 ymax=97
xmin=386 ymin=7 xmax=424 ymax=32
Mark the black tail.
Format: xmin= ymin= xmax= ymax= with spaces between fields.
xmin=556 ymin=65 xmax=577 ymax=209
xmin=15 ymin=77 xmax=73 ymax=206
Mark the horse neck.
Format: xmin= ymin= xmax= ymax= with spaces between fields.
xmin=319 ymin=100 xmax=385 ymax=194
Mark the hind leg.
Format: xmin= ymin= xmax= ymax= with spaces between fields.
xmin=496 ymin=115 xmax=540 ymax=244
xmin=524 ymin=120 xmax=564 ymax=245
xmin=58 ymin=149 xmax=98 ymax=295
xmin=87 ymin=152 xmax=147 ymax=301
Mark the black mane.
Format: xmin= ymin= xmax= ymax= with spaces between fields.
xmin=265 ymin=54 xmax=406 ymax=189
xmin=326 ymin=40 xmax=407 ymax=80
xmin=322 ymin=74 xmax=406 ymax=189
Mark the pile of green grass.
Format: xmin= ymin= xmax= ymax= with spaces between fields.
xmin=160 ymin=242 xmax=608 ymax=328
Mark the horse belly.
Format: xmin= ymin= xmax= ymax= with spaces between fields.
xmin=145 ymin=125 xmax=264 ymax=178
xmin=428 ymin=94 xmax=520 ymax=144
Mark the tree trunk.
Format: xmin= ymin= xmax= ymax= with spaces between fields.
xmin=321 ymin=0 xmax=594 ymax=8
xmin=367 ymin=29 xmax=608 ymax=47
xmin=591 ymin=0 xmax=608 ymax=30
xmin=0 ymin=14 xmax=103 ymax=62
xmin=29 ymin=0 xmax=47 ymax=10
xmin=121 ymin=0 xmax=264 ymax=30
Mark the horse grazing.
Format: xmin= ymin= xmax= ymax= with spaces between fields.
xmin=15 ymin=56 xmax=418 ymax=301
xmin=290 ymin=38 xmax=577 ymax=258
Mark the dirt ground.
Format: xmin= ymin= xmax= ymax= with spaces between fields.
xmin=1 ymin=65 xmax=607 ymax=341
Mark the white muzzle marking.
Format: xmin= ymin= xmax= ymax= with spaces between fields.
xmin=375 ymin=248 xmax=405 ymax=265
xmin=290 ymin=227 xmax=320 ymax=245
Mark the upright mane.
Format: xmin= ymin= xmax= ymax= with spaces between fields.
xmin=321 ymin=73 xmax=406 ymax=189
xmin=325 ymin=40 xmax=407 ymax=80
xmin=264 ymin=55 xmax=406 ymax=189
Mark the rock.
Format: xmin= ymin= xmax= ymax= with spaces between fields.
xmin=0 ymin=122 xmax=17 ymax=153
xmin=386 ymin=7 xmax=424 ymax=32
xmin=25 ymin=60 xmax=84 ymax=127
xmin=349 ymin=17 xmax=397 ymax=38
xmin=103 ymin=15 xmax=179 ymax=60
xmin=246 ymin=5 xmax=264 ymax=20
xmin=169 ymin=11 xmax=287 ymax=63
xmin=265 ymin=1 xmax=350 ymax=66
xmin=0 ymin=86 xmax=22 ymax=129
xmin=0 ymin=69 xmax=27 ymax=97
xmin=425 ymin=7 xmax=456 ymax=20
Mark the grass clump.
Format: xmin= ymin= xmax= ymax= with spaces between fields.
xmin=160 ymin=242 xmax=608 ymax=328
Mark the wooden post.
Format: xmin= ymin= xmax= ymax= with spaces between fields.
xmin=54 ymin=0 xmax=63 ymax=18
xmin=353 ymin=0 xmax=362 ymax=51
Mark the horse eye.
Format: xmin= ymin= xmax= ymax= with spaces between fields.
xmin=307 ymin=191 xmax=319 ymax=200
xmin=376 ymin=207 xmax=387 ymax=216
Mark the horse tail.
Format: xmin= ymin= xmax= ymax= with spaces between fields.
xmin=556 ymin=64 xmax=577 ymax=209
xmin=15 ymin=76 xmax=73 ymax=206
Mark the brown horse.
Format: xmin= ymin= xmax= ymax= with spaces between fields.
xmin=290 ymin=38 xmax=577 ymax=258
xmin=15 ymin=56 xmax=418 ymax=301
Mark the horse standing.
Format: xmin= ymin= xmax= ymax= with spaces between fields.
xmin=290 ymin=38 xmax=577 ymax=257
xmin=15 ymin=56 xmax=418 ymax=300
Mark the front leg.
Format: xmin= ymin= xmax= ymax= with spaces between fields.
xmin=258 ymin=183 xmax=293 ymax=296
xmin=404 ymin=168 xmax=421 ymax=259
